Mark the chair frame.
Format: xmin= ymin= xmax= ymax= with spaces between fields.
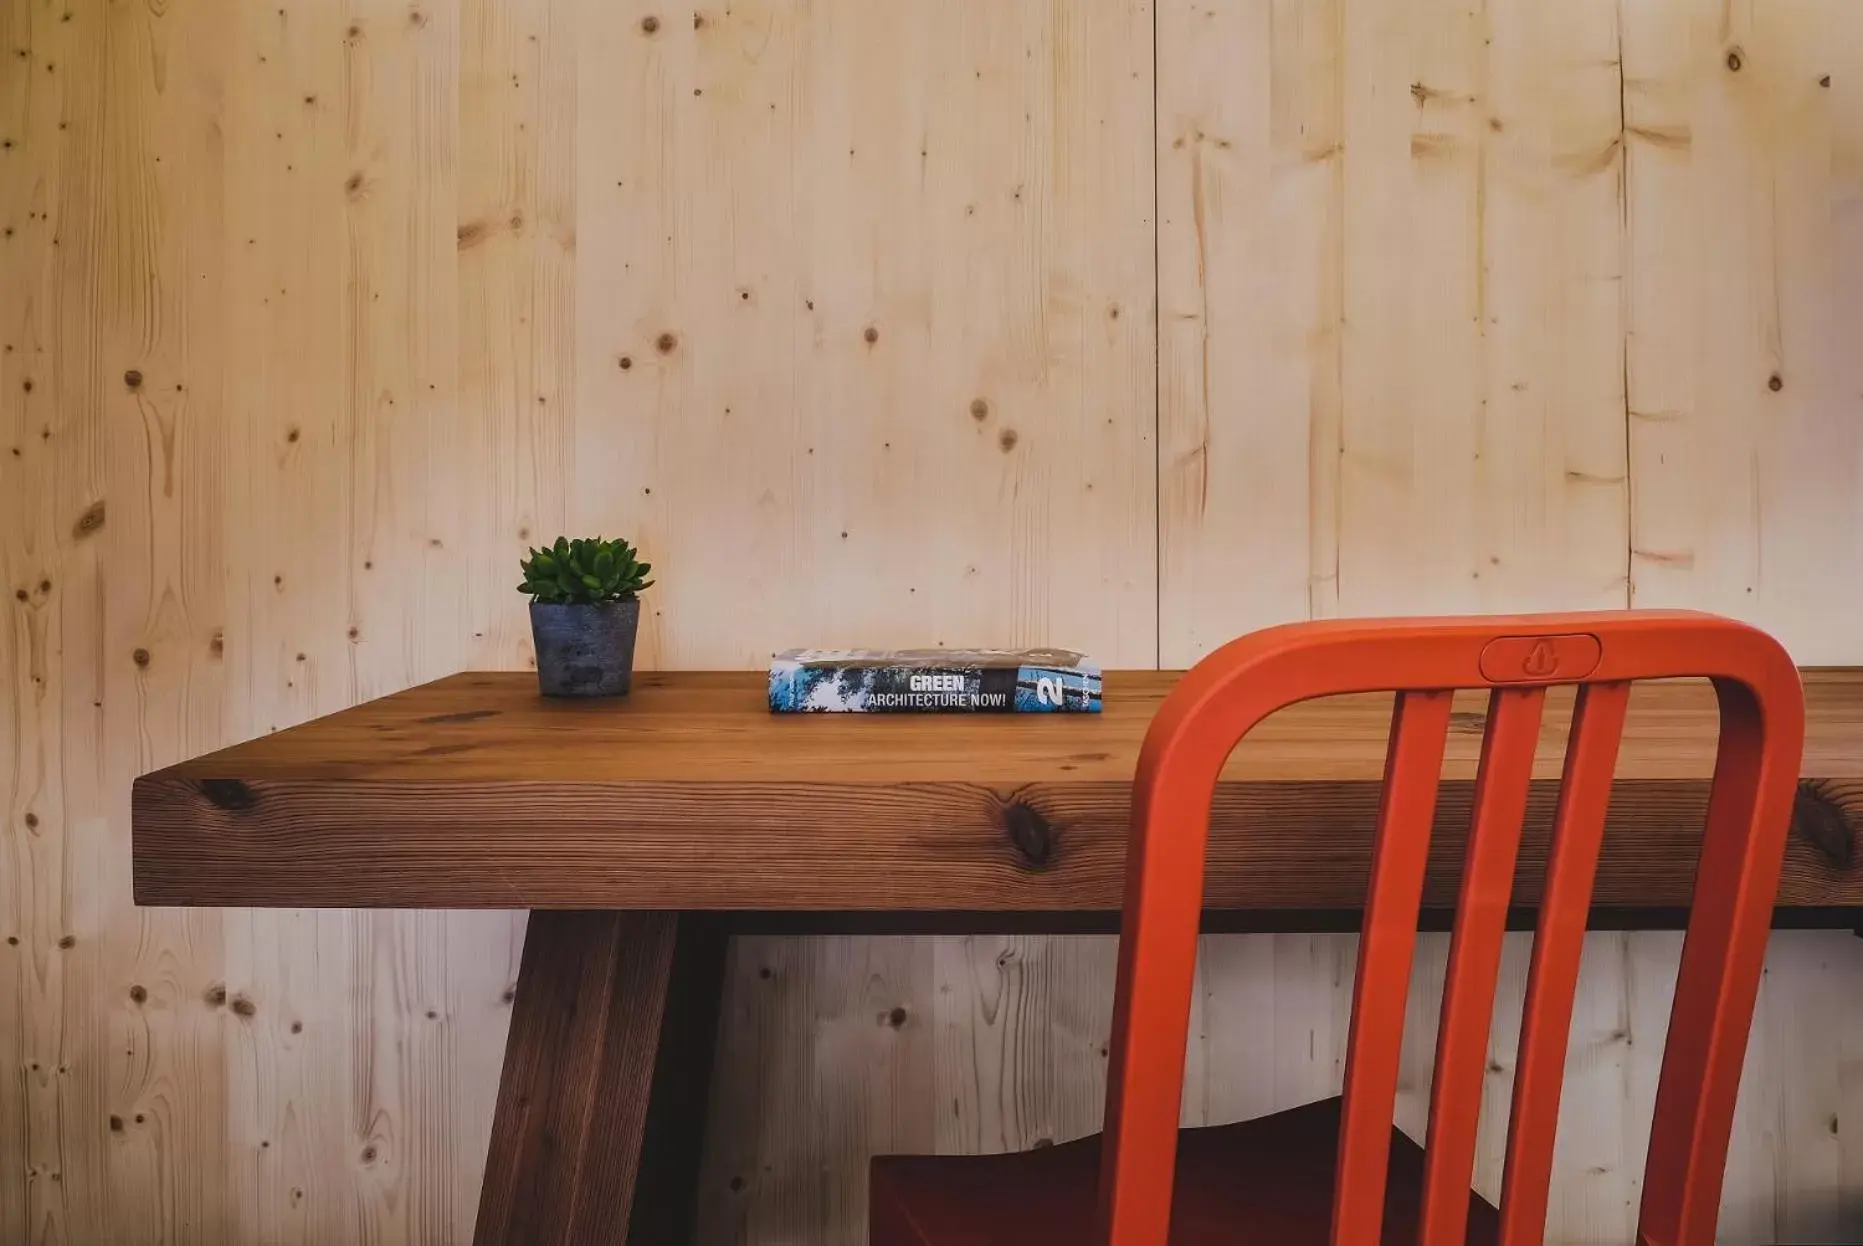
xmin=1096 ymin=611 xmax=1804 ymax=1246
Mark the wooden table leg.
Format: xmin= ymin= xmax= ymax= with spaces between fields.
xmin=474 ymin=910 xmax=729 ymax=1246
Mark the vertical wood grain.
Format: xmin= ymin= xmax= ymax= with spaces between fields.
xmin=101 ymin=0 xmax=236 ymax=1234
xmin=1156 ymin=0 xmax=1345 ymax=659
xmin=458 ymin=0 xmax=572 ymax=670
xmin=1189 ymin=934 xmax=1355 ymax=1128
xmin=575 ymin=0 xmax=1155 ymax=668
xmin=1718 ymin=933 xmax=1859 ymax=1243
xmin=1624 ymin=0 xmax=1862 ymax=664
xmin=1333 ymin=0 xmax=1628 ymax=617
xmin=2 ymin=0 xmax=113 ymax=1237
xmin=933 ymin=935 xmax=1120 ymax=1154
xmin=696 ymin=936 xmax=936 ymax=1246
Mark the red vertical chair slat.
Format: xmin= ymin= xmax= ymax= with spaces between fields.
xmin=1329 ymin=689 xmax=1455 ymax=1246
xmin=1640 ymin=678 xmax=1803 ymax=1243
xmin=1417 ymin=688 xmax=1547 ymax=1246
xmin=1496 ymin=681 xmax=1631 ymax=1246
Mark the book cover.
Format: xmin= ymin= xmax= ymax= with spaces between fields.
xmin=769 ymin=647 xmax=1102 ymax=713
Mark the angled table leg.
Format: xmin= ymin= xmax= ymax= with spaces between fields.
xmin=474 ymin=910 xmax=729 ymax=1246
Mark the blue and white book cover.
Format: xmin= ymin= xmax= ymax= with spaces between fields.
xmin=769 ymin=648 xmax=1102 ymax=713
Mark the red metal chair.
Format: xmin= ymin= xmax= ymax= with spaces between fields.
xmin=870 ymin=612 xmax=1805 ymax=1245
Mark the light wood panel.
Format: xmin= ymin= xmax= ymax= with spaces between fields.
xmin=1155 ymin=0 xmax=1345 ymax=650
xmin=2 ymin=0 xmax=112 ymax=1237
xmin=105 ymin=0 xmax=237 ymax=1230
xmin=697 ymin=935 xmax=936 ymax=1245
xmin=1625 ymin=0 xmax=1863 ymax=666
xmin=5 ymin=0 xmax=1863 ymax=1239
xmin=1332 ymin=0 xmax=1628 ymax=620
xmin=1158 ymin=0 xmax=1628 ymax=661
xmin=575 ymin=0 xmax=1156 ymax=669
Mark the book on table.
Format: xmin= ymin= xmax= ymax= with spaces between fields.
xmin=768 ymin=648 xmax=1101 ymax=713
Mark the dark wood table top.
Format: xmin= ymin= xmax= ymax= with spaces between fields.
xmin=131 ymin=670 xmax=1863 ymax=915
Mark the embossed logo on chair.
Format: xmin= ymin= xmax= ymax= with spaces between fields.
xmin=1477 ymin=633 xmax=1603 ymax=683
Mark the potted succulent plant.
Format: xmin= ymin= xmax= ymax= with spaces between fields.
xmin=519 ymin=536 xmax=654 ymax=697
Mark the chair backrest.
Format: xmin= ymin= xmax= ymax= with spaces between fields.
xmin=1095 ymin=612 xmax=1804 ymax=1246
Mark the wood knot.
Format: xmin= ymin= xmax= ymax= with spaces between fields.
xmin=131 ymin=647 xmax=150 ymax=668
xmin=883 ymin=1005 xmax=908 ymax=1028
xmin=1791 ymin=781 xmax=1854 ymax=870
xmin=863 ymin=325 xmax=879 ymax=344
xmin=640 ymin=13 xmax=659 ymax=32
xmin=656 ymin=331 xmax=678 ymax=353
xmin=1003 ymin=800 xmax=1054 ymax=868
xmin=203 ymin=982 xmax=228 ymax=1008
xmin=72 ymin=500 xmax=104 ymax=539
xmin=230 ymin=993 xmax=257 ymax=1018
xmin=57 ymin=934 xmax=74 ymax=949
xmin=970 ymin=398 xmax=989 ymax=421
xmin=1725 ymin=47 xmax=1743 ymax=72
xmin=200 ymin=778 xmax=259 ymax=811
xmin=998 ymin=428 xmax=1018 ymax=452
xmin=109 ymin=1115 xmax=124 ymax=1132
xmin=129 ymin=984 xmax=147 ymax=1004
xmin=1768 ymin=373 xmax=1783 ymax=392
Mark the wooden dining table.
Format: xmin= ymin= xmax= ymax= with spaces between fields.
xmin=131 ymin=669 xmax=1863 ymax=1246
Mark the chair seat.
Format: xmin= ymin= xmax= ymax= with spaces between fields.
xmin=870 ymin=1097 xmax=1499 ymax=1245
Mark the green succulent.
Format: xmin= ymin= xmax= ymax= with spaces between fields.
xmin=518 ymin=536 xmax=654 ymax=604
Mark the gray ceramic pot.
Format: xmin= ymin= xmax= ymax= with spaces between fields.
xmin=529 ymin=599 xmax=640 ymax=697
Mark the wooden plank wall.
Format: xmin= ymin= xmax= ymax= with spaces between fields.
xmin=1 ymin=0 xmax=1858 ymax=1241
